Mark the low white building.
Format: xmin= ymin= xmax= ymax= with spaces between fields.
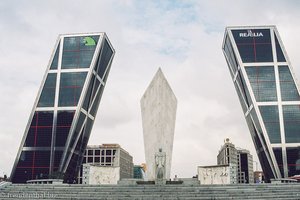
xmin=82 ymin=164 xmax=120 ymax=185
xmin=78 ymin=144 xmax=133 ymax=184
xmin=198 ymin=164 xmax=236 ymax=185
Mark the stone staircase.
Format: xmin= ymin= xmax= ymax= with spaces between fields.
xmin=1 ymin=182 xmax=300 ymax=199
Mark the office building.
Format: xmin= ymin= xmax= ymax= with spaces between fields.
xmin=10 ymin=33 xmax=115 ymax=183
xmin=141 ymin=68 xmax=177 ymax=181
xmin=78 ymin=144 xmax=133 ymax=184
xmin=223 ymin=26 xmax=300 ymax=181
xmin=217 ymin=139 xmax=254 ymax=183
xmin=237 ymin=148 xmax=254 ymax=183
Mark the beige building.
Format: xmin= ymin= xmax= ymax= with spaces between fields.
xmin=78 ymin=144 xmax=133 ymax=184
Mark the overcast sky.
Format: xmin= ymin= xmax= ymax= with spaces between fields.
xmin=1 ymin=0 xmax=300 ymax=178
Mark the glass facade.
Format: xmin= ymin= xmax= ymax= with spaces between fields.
xmin=223 ymin=26 xmax=300 ymax=181
xmin=245 ymin=66 xmax=277 ymax=102
xmin=37 ymin=74 xmax=57 ymax=107
xmin=11 ymin=33 xmax=115 ymax=183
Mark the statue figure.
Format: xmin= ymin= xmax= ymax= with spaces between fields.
xmin=155 ymin=148 xmax=166 ymax=180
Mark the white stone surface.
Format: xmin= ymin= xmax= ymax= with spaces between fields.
xmin=82 ymin=164 xmax=120 ymax=185
xmin=198 ymin=165 xmax=230 ymax=185
xmin=140 ymin=68 xmax=177 ymax=181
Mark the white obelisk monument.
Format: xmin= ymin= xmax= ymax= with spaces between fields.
xmin=140 ymin=68 xmax=177 ymax=181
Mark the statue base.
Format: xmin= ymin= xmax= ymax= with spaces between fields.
xmin=155 ymin=179 xmax=167 ymax=185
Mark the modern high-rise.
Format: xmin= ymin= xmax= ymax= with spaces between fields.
xmin=217 ymin=138 xmax=253 ymax=183
xmin=10 ymin=33 xmax=115 ymax=183
xmin=223 ymin=26 xmax=300 ymax=181
xmin=141 ymin=68 xmax=177 ymax=181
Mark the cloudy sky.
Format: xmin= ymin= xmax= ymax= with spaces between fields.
xmin=1 ymin=0 xmax=300 ymax=178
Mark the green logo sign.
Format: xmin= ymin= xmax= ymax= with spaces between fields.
xmin=84 ymin=37 xmax=96 ymax=46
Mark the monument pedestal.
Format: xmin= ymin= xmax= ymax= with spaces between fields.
xmin=155 ymin=179 xmax=167 ymax=185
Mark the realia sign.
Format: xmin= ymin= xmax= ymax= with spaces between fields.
xmin=239 ymin=30 xmax=263 ymax=38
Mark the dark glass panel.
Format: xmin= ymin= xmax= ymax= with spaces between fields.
xmin=235 ymin=71 xmax=252 ymax=110
xmin=82 ymin=75 xmax=96 ymax=111
xmin=95 ymin=157 xmax=100 ymax=163
xmin=53 ymin=151 xmax=63 ymax=170
xmin=69 ymin=112 xmax=86 ymax=150
xmin=87 ymin=157 xmax=93 ymax=163
xmin=50 ymin=42 xmax=60 ymax=69
xmin=240 ymin=153 xmax=249 ymax=183
xmin=64 ymin=153 xmax=80 ymax=183
xmin=273 ymin=148 xmax=284 ymax=177
xmin=74 ymin=127 xmax=84 ymax=153
xmin=12 ymin=167 xmax=32 ymax=183
xmin=246 ymin=66 xmax=277 ymax=102
xmin=62 ymin=113 xmax=86 ymax=172
xmin=91 ymin=78 xmax=101 ymax=103
xmin=25 ymin=128 xmax=35 ymax=147
xmin=34 ymin=151 xmax=50 ymax=167
xmin=33 ymin=168 xmax=49 ymax=180
xmin=95 ymin=150 xmax=100 ymax=155
xmin=106 ymin=157 xmax=111 ymax=163
xmin=14 ymin=151 xmax=50 ymax=181
xmin=250 ymin=109 xmax=269 ymax=151
xmin=258 ymin=150 xmax=274 ymax=182
xmin=224 ymin=35 xmax=239 ymax=75
xmin=232 ymin=29 xmax=273 ymax=63
xmin=234 ymin=83 xmax=248 ymax=113
xmin=259 ymin=106 xmax=281 ymax=143
xmin=90 ymin=85 xmax=105 ymax=116
xmin=38 ymin=73 xmax=57 ymax=107
xmin=58 ymin=72 xmax=87 ymax=107
xmin=96 ymin=39 xmax=113 ymax=78
xmin=36 ymin=127 xmax=52 ymax=147
xmin=245 ymin=115 xmax=275 ymax=181
xmin=55 ymin=111 xmax=75 ymax=147
xmin=17 ymin=151 xmax=34 ymax=167
xmin=275 ymin=34 xmax=286 ymax=62
xmin=286 ymin=147 xmax=300 ymax=177
xmin=24 ymin=111 xmax=53 ymax=147
xmin=279 ymin=66 xmax=300 ymax=101
xmin=61 ymin=36 xmax=99 ymax=69
xmin=282 ymin=105 xmax=300 ymax=143
xmin=80 ymin=118 xmax=94 ymax=155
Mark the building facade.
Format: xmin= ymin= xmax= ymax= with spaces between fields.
xmin=217 ymin=139 xmax=238 ymax=184
xmin=217 ymin=139 xmax=254 ymax=183
xmin=10 ymin=33 xmax=115 ymax=183
xmin=223 ymin=26 xmax=300 ymax=181
xmin=141 ymin=68 xmax=177 ymax=181
xmin=237 ymin=148 xmax=254 ymax=183
xmin=78 ymin=144 xmax=133 ymax=184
